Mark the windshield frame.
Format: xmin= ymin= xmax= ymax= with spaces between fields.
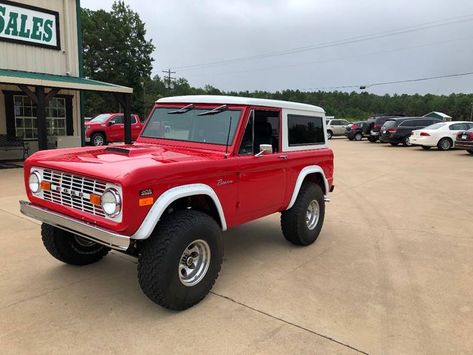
xmin=138 ymin=104 xmax=247 ymax=150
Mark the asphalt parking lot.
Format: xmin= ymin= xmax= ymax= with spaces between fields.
xmin=1 ymin=139 xmax=472 ymax=354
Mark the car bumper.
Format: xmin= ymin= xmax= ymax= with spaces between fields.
xmin=455 ymin=141 xmax=473 ymax=150
xmin=410 ymin=136 xmax=436 ymax=146
xmin=85 ymin=136 xmax=91 ymax=143
xmin=19 ymin=200 xmax=130 ymax=251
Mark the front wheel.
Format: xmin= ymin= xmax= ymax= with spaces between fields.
xmin=91 ymin=132 xmax=106 ymax=146
xmin=41 ymin=224 xmax=109 ymax=265
xmin=327 ymin=130 xmax=333 ymax=140
xmin=281 ymin=183 xmax=325 ymax=246
xmin=138 ymin=210 xmax=223 ymax=310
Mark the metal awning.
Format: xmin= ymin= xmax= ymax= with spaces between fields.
xmin=0 ymin=68 xmax=133 ymax=93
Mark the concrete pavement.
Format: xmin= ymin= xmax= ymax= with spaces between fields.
xmin=0 ymin=139 xmax=472 ymax=354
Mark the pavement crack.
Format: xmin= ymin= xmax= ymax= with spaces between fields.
xmin=210 ymin=291 xmax=369 ymax=354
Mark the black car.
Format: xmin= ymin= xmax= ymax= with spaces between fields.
xmin=379 ymin=117 xmax=442 ymax=146
xmin=362 ymin=115 xmax=400 ymax=142
xmin=345 ymin=121 xmax=366 ymax=141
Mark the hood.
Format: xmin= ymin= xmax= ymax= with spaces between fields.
xmin=27 ymin=143 xmax=223 ymax=182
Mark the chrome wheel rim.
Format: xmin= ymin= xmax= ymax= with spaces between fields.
xmin=93 ymin=135 xmax=104 ymax=146
xmin=441 ymin=140 xmax=450 ymax=150
xmin=178 ymin=239 xmax=211 ymax=287
xmin=306 ymin=200 xmax=320 ymax=230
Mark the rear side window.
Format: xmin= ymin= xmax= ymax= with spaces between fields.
xmin=450 ymin=123 xmax=466 ymax=130
xmin=383 ymin=120 xmax=397 ymax=129
xmin=288 ymin=114 xmax=325 ymax=146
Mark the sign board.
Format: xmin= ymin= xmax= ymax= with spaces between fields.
xmin=0 ymin=0 xmax=60 ymax=50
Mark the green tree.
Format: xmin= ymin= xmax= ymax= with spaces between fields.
xmin=81 ymin=1 xmax=155 ymax=118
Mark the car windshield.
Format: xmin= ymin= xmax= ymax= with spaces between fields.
xmin=141 ymin=107 xmax=242 ymax=145
xmin=90 ymin=114 xmax=112 ymax=123
xmin=425 ymin=123 xmax=446 ymax=130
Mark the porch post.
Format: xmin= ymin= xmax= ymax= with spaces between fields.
xmin=123 ymin=94 xmax=132 ymax=144
xmin=36 ymin=87 xmax=48 ymax=150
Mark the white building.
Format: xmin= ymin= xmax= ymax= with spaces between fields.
xmin=0 ymin=0 xmax=132 ymax=160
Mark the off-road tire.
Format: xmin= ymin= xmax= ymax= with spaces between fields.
xmin=327 ymin=130 xmax=333 ymax=140
xmin=437 ymin=137 xmax=452 ymax=151
xmin=281 ymin=183 xmax=325 ymax=246
xmin=91 ymin=132 xmax=107 ymax=146
xmin=368 ymin=136 xmax=377 ymax=143
xmin=354 ymin=133 xmax=363 ymax=141
xmin=41 ymin=223 xmax=109 ymax=265
xmin=421 ymin=146 xmax=431 ymax=150
xmin=138 ymin=210 xmax=223 ymax=310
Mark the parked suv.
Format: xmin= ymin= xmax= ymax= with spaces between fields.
xmin=455 ymin=128 xmax=473 ymax=154
xmin=345 ymin=121 xmax=365 ymax=141
xmin=85 ymin=113 xmax=143 ymax=146
xmin=326 ymin=119 xmax=350 ymax=139
xmin=20 ymin=96 xmax=334 ymax=310
xmin=379 ymin=117 xmax=442 ymax=146
xmin=363 ymin=115 xmax=399 ymax=142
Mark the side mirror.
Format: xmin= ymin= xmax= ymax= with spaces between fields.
xmin=255 ymin=144 xmax=273 ymax=157
xmin=108 ymin=121 xmax=114 ymax=126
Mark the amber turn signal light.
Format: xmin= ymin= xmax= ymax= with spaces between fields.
xmin=139 ymin=197 xmax=154 ymax=206
xmin=90 ymin=194 xmax=101 ymax=206
xmin=40 ymin=181 xmax=51 ymax=191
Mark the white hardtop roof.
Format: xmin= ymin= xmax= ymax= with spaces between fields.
xmin=157 ymin=95 xmax=325 ymax=113
xmin=424 ymin=111 xmax=452 ymax=118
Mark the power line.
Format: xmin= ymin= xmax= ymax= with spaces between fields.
xmin=303 ymin=70 xmax=473 ymax=92
xmin=172 ymin=13 xmax=473 ymax=71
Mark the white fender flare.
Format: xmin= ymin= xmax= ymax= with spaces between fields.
xmin=131 ymin=183 xmax=227 ymax=240
xmin=286 ymin=165 xmax=329 ymax=210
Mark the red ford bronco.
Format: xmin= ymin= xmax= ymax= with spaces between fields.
xmin=20 ymin=96 xmax=334 ymax=310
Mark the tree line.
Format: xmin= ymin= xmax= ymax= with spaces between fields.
xmin=81 ymin=2 xmax=473 ymax=121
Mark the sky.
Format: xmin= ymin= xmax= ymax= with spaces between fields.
xmin=81 ymin=0 xmax=473 ymax=95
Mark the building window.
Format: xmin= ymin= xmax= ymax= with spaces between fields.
xmin=288 ymin=114 xmax=325 ymax=146
xmin=14 ymin=95 xmax=67 ymax=140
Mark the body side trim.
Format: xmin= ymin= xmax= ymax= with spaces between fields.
xmin=132 ymin=183 xmax=227 ymax=240
xmin=286 ymin=165 xmax=329 ymax=210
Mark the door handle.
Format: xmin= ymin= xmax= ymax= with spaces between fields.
xmin=279 ymin=154 xmax=288 ymax=159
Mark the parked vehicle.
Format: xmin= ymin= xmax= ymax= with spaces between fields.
xmin=410 ymin=121 xmax=473 ymax=150
xmin=345 ymin=121 xmax=365 ymax=141
xmin=326 ymin=119 xmax=350 ymax=139
xmin=455 ymin=128 xmax=473 ymax=154
xmin=20 ymin=95 xmax=334 ymax=310
xmin=85 ymin=113 xmax=143 ymax=146
xmin=363 ymin=115 xmax=399 ymax=142
xmin=379 ymin=117 xmax=442 ymax=146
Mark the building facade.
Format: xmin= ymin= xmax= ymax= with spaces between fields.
xmin=0 ymin=0 xmax=132 ymax=160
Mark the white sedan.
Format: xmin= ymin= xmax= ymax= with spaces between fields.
xmin=410 ymin=121 xmax=473 ymax=150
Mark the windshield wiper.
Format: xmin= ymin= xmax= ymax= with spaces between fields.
xmin=168 ymin=104 xmax=194 ymax=114
xmin=197 ymin=105 xmax=228 ymax=116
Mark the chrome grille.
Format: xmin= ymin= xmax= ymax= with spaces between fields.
xmin=42 ymin=169 xmax=106 ymax=217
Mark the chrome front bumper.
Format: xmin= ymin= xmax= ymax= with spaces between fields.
xmin=20 ymin=201 xmax=130 ymax=251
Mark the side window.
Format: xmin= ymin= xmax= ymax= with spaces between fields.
xmin=288 ymin=114 xmax=325 ymax=146
xmin=132 ymin=116 xmax=137 ymax=124
xmin=450 ymin=123 xmax=465 ymax=130
xmin=340 ymin=120 xmax=349 ymax=125
xmin=111 ymin=115 xmax=124 ymax=124
xmin=238 ymin=110 xmax=280 ymax=155
xmin=331 ymin=120 xmax=340 ymax=125
xmin=466 ymin=123 xmax=473 ymax=129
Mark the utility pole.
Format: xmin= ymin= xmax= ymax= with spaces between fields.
xmin=162 ymin=68 xmax=176 ymax=93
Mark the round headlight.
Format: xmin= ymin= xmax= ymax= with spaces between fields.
xmin=101 ymin=188 xmax=121 ymax=217
xmin=29 ymin=171 xmax=41 ymax=193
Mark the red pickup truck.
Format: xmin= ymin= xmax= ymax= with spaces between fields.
xmin=85 ymin=113 xmax=143 ymax=146
xmin=20 ymin=96 xmax=334 ymax=310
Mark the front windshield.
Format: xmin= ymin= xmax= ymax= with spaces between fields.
xmin=90 ymin=114 xmax=112 ymax=123
xmin=141 ymin=107 xmax=242 ymax=145
xmin=425 ymin=123 xmax=446 ymax=130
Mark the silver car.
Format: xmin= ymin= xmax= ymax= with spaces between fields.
xmin=327 ymin=119 xmax=350 ymax=139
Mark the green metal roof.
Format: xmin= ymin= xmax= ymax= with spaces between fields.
xmin=0 ymin=69 xmax=133 ymax=94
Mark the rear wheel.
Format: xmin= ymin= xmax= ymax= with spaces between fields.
xmin=421 ymin=146 xmax=431 ymax=150
xmin=91 ymin=132 xmax=106 ymax=146
xmin=41 ymin=224 xmax=109 ymax=265
xmin=138 ymin=210 xmax=223 ymax=310
xmin=403 ymin=136 xmax=412 ymax=146
xmin=327 ymin=130 xmax=333 ymax=140
xmin=354 ymin=133 xmax=363 ymax=141
xmin=437 ymin=137 xmax=452 ymax=151
xmin=281 ymin=183 xmax=325 ymax=246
